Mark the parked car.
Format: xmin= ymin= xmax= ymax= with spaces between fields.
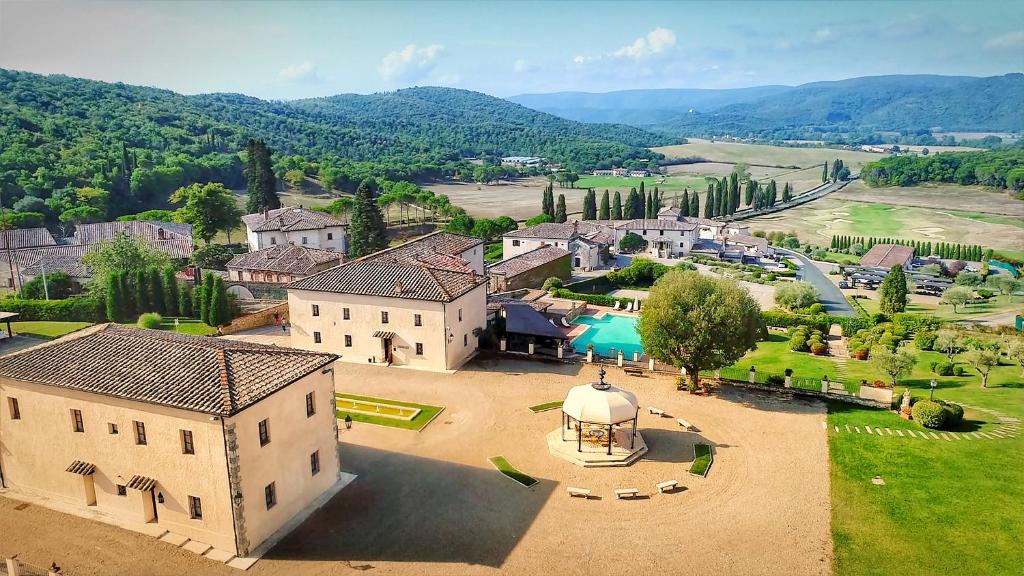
xmin=838 ymin=281 xmax=850 ymax=289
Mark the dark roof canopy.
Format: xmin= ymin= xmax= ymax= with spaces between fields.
xmin=502 ymin=303 xmax=566 ymax=339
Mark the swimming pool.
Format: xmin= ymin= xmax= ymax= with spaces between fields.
xmin=571 ymin=313 xmax=644 ymax=358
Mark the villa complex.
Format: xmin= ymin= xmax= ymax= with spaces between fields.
xmin=0 ymin=325 xmax=341 ymax=560
xmin=242 ymin=207 xmax=347 ymax=253
xmin=226 ymin=244 xmax=344 ymax=284
xmin=502 ymin=222 xmax=614 ymax=271
xmin=287 ymin=231 xmax=488 ymax=371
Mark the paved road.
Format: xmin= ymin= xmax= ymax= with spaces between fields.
xmin=778 ymin=248 xmax=855 ymax=317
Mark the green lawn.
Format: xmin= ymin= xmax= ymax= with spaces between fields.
xmin=484 ymin=242 xmax=503 ymax=264
xmin=574 ymin=174 xmax=705 ymax=193
xmin=10 ymin=321 xmax=92 ymax=340
xmin=688 ymin=444 xmax=713 ymax=477
xmin=488 ymin=455 xmax=539 ymax=487
xmin=858 ymin=293 xmax=1022 ymax=321
xmin=528 ymin=401 xmax=563 ymax=413
xmin=946 ymin=210 xmax=1024 ymax=229
xmin=829 ymin=360 xmax=1023 ymax=576
xmin=159 ymin=318 xmax=218 ymax=336
xmin=336 ymin=393 xmax=444 ymax=431
xmin=816 ymin=251 xmax=861 ymax=265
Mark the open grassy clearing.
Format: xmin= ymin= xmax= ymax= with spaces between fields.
xmin=666 ymin=162 xmax=825 ymax=195
xmin=854 ymin=292 xmax=1023 ymax=322
xmin=574 ymin=174 xmax=705 ymax=194
xmin=833 ymin=181 xmax=1023 ymax=217
xmin=828 ymin=363 xmax=1023 ymax=576
xmin=9 ymin=321 xmax=92 ymax=340
xmin=335 ymin=392 xmax=444 ymax=431
xmin=159 ymin=318 xmax=218 ymax=336
xmin=424 ymin=177 xmax=584 ymax=220
xmin=488 ymin=455 xmax=539 ymax=487
xmin=745 ymin=184 xmax=1024 ymax=255
xmin=653 ymin=138 xmax=882 ymax=170
xmin=528 ymin=401 xmax=563 ymax=413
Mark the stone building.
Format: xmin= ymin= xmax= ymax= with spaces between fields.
xmin=487 ymin=245 xmax=571 ymax=292
xmin=242 ymin=207 xmax=347 ymax=253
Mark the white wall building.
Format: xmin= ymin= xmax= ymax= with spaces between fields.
xmin=502 ymin=222 xmax=613 ymax=271
xmin=242 ymin=208 xmax=347 ymax=253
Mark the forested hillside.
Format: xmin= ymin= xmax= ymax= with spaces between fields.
xmin=0 ymin=69 xmax=667 ymax=228
xmin=511 ymin=74 xmax=1024 ymax=141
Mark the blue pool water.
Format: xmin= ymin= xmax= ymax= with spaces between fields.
xmin=572 ymin=314 xmax=644 ymax=358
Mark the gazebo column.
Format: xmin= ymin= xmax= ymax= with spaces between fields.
xmin=607 ymin=424 xmax=613 ymax=455
xmin=577 ymin=421 xmax=582 ymax=452
xmin=630 ymin=416 xmax=637 ymax=449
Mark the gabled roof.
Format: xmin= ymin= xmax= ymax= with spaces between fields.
xmin=860 ymin=244 xmax=915 ymax=268
xmin=14 ymin=245 xmax=92 ymax=277
xmin=0 ymin=324 xmax=337 ymax=416
xmin=487 ymin=245 xmax=570 ymax=277
xmin=614 ymin=219 xmax=698 ymax=231
xmin=71 ymin=221 xmax=194 ymax=259
xmin=242 ymin=207 xmax=345 ymax=233
xmin=227 ymin=245 xmax=342 ymax=276
xmin=500 ymin=303 xmax=566 ymax=339
xmin=288 ymin=231 xmax=486 ymax=302
xmin=0 ymin=227 xmax=56 ymax=250
xmin=725 ymin=234 xmax=770 ymax=252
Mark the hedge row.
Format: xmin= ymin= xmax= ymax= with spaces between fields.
xmin=550 ymin=289 xmax=618 ymax=307
xmin=0 ymin=296 xmax=105 ymax=322
xmin=563 ymin=276 xmax=614 ymax=295
xmin=761 ymin=310 xmax=831 ymax=333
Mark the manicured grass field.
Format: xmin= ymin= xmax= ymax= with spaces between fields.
xmin=653 ymin=139 xmax=882 ymax=169
xmin=528 ymin=401 xmax=563 ymax=413
xmin=856 ymin=293 xmax=1022 ymax=322
xmin=488 ymin=455 xmax=539 ymax=487
xmin=9 ymin=321 xmax=92 ymax=340
xmin=688 ymin=444 xmax=713 ymax=477
xmin=159 ymin=318 xmax=218 ymax=336
xmin=336 ymin=393 xmax=444 ymax=431
xmin=575 ymin=174 xmax=705 ymax=194
xmin=828 ymin=362 xmax=1024 ymax=576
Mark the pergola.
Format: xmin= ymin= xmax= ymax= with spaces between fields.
xmin=560 ymin=368 xmax=640 ymax=455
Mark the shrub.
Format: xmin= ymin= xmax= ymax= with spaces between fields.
xmin=953 ymin=365 xmax=966 ymax=376
xmin=878 ymin=335 xmax=900 ymax=351
xmin=808 ymin=303 xmax=826 ymax=315
xmin=21 ymin=272 xmax=76 ymax=300
xmin=619 ymin=232 xmax=646 ymax=253
xmin=137 ymin=312 xmax=163 ymax=329
xmin=775 ymin=281 xmax=819 ymax=310
xmin=810 ymin=342 xmax=827 ymax=355
xmin=0 ymin=296 xmax=104 ymax=322
xmin=766 ymin=374 xmax=785 ymax=386
xmin=789 ymin=333 xmax=809 ymax=352
xmin=932 ymin=361 xmax=954 ymax=376
xmin=911 ymin=400 xmax=947 ymax=429
xmin=976 ymin=289 xmax=994 ymax=299
xmin=854 ymin=346 xmax=870 ymax=360
xmin=542 ymin=277 xmax=563 ymax=291
xmin=915 ymin=330 xmax=937 ymax=351
xmin=941 ymin=402 xmax=964 ymax=427
xmin=550 ymin=289 xmax=617 ymax=307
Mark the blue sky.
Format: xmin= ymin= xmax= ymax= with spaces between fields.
xmin=1 ymin=0 xmax=1021 ymax=99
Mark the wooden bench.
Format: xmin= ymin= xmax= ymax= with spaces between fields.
xmin=567 ymin=487 xmax=592 ymax=498
xmin=615 ymin=488 xmax=640 ymax=499
xmin=624 ymin=367 xmax=643 ymax=376
xmin=656 ymin=480 xmax=679 ymax=493
xmin=649 ymin=407 xmax=665 ymax=416
xmin=677 ymin=418 xmax=693 ymax=430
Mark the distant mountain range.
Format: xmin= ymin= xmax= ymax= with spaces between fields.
xmin=508 ymin=74 xmax=1024 ymax=135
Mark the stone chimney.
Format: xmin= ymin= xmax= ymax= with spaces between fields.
xmin=394 ymin=280 xmax=403 ymax=295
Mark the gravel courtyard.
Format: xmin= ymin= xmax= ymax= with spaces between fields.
xmin=1 ymin=359 xmax=832 ymax=576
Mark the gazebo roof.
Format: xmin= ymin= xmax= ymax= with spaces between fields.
xmin=562 ymin=368 xmax=639 ymax=424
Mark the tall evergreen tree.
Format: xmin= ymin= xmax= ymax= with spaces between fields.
xmin=638 ymin=180 xmax=645 ymax=197
xmin=728 ymin=172 xmax=739 ymax=214
xmin=162 ymin=266 xmax=178 ymax=316
xmin=765 ymin=180 xmax=778 ymax=206
xmin=200 ymin=272 xmax=215 ymax=325
xmin=652 ymin=188 xmax=660 ymax=215
xmin=744 ymin=180 xmax=756 ymax=207
xmin=349 ymin=178 xmax=389 ymax=257
xmin=148 ymin=267 xmax=164 ymax=314
xmin=179 ymin=283 xmax=193 ymax=318
xmin=782 ymin=182 xmax=793 ymax=203
xmin=879 ymin=265 xmax=909 ymax=315
xmin=638 ymin=189 xmax=646 ymax=218
xmin=681 ymin=190 xmax=690 ymax=217
xmin=822 ymin=161 xmax=829 ymax=183
xmin=555 ymin=194 xmax=567 ymax=223
xmin=645 ymin=193 xmax=653 ymax=218
xmin=704 ymin=186 xmax=714 ymax=218
xmin=118 ymin=272 xmax=131 ymax=318
xmin=624 ymin=189 xmax=638 ymax=219
xmin=133 ymin=269 xmax=147 ymax=314
xmin=690 ymin=189 xmax=699 ymax=216
xmin=582 ymin=189 xmax=597 ymax=220
xmin=599 ymin=190 xmax=610 ymax=220
xmin=244 ymin=139 xmax=280 ymax=214
xmin=541 ymin=183 xmax=554 ymax=217
xmin=105 ymin=272 xmax=123 ymax=323
xmin=208 ymin=276 xmax=230 ymax=327
xmin=831 ymin=235 xmax=838 ymax=250
xmin=612 ymin=191 xmax=623 ymax=219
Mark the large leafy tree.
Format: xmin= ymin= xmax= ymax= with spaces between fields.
xmin=879 ymin=265 xmax=909 ymax=315
xmin=348 ymin=178 xmax=389 ymax=257
xmin=870 ymin=346 xmax=917 ymax=387
xmin=638 ymin=271 xmax=762 ymax=389
xmin=169 ymin=182 xmax=242 ymax=244
xmin=244 ymin=139 xmax=280 ymax=214
xmin=82 ymin=232 xmax=170 ymax=279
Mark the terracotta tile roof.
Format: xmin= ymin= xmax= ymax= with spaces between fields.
xmin=288 ymin=231 xmax=487 ymax=302
xmin=725 ymin=234 xmax=770 ymax=253
xmin=242 ymin=207 xmax=345 ymax=233
xmin=0 ymin=324 xmax=337 ymax=416
xmin=70 ymin=221 xmax=194 ymax=259
xmin=227 ymin=245 xmax=343 ymax=276
xmin=487 ymin=245 xmax=570 ymax=277
xmin=13 ymin=245 xmax=92 ymax=277
xmin=0 ymin=227 xmax=56 ymax=250
xmin=860 ymin=244 xmax=915 ymax=268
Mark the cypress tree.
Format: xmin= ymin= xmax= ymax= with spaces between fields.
xmin=745 ymin=180 xmax=756 ymax=207
xmin=822 ymin=161 xmax=829 ymax=183
xmin=179 ymin=283 xmax=194 ymax=318
xmin=133 ymin=269 xmax=147 ymax=314
xmin=638 ymin=189 xmax=646 ymax=217
xmin=681 ymin=190 xmax=690 ymax=217
xmin=704 ymin=186 xmax=714 ymax=218
xmin=245 ymin=139 xmax=280 ymax=214
xmin=782 ymin=182 xmax=793 ymax=203
xmin=582 ymin=190 xmax=597 ymax=220
xmin=612 ymin=191 xmax=623 ymax=219
xmin=348 ymin=178 xmax=389 ymax=257
xmin=624 ymin=190 xmax=638 ymax=219
xmin=208 ymin=276 xmax=230 ymax=327
xmin=148 ymin=267 xmax=164 ymax=314
xmin=925 ymin=241 xmax=932 ymax=256
xmin=638 ymin=180 xmax=645 ymax=197
xmin=955 ymin=244 xmax=962 ymax=259
xmin=599 ymin=190 xmax=610 ymax=220
xmin=645 ymin=193 xmax=653 ymax=218
xmin=690 ymin=189 xmax=699 ymax=217
xmin=652 ymin=188 xmax=660 ymax=214
xmin=879 ymin=265 xmax=909 ymax=315
xmin=555 ymin=194 xmax=567 ymax=223
xmin=105 ymin=272 xmax=122 ymax=323
xmin=162 ymin=267 xmax=178 ymax=316
xmin=200 ymin=272 xmax=215 ymax=324
xmin=831 ymin=235 xmax=838 ymax=250
xmin=542 ymin=183 xmax=554 ymax=217
xmin=118 ymin=272 xmax=130 ymax=319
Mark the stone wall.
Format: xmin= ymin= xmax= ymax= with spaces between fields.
xmin=219 ymin=302 xmax=289 ymax=335
xmin=490 ymin=252 xmax=572 ymax=292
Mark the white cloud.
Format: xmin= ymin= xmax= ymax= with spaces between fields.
xmin=812 ymin=27 xmax=834 ymax=43
xmin=277 ymin=61 xmax=320 ymax=83
xmin=379 ymin=43 xmax=444 ymax=82
xmin=572 ymin=27 xmax=677 ymax=66
xmin=513 ymin=58 xmax=531 ymax=73
xmin=613 ymin=27 xmax=677 ymax=59
xmin=985 ymin=30 xmax=1024 ymax=51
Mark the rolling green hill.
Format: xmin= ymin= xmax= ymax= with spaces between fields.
xmin=0 ymin=69 xmax=669 ymax=226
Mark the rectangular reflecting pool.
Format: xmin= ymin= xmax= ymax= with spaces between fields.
xmin=571 ymin=313 xmax=644 ymax=359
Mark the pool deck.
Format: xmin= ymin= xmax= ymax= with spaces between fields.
xmin=569 ymin=306 xmax=644 ymax=357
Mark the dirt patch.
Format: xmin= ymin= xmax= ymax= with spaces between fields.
xmin=911 ymin=227 xmax=945 ymax=238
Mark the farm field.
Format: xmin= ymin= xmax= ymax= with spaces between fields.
xmin=652 ymin=138 xmax=882 ymax=170
xmin=667 ymin=163 xmax=825 ymax=195
xmin=745 ymin=181 xmax=1024 ymax=256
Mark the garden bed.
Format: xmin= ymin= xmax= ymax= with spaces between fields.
xmin=488 ymin=455 xmax=539 ymax=487
xmin=689 ymin=444 xmax=713 ymax=477
xmin=336 ymin=393 xmax=444 ymax=431
xmin=528 ymin=401 xmax=564 ymax=413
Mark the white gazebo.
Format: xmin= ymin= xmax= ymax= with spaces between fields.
xmin=549 ymin=368 xmax=648 ymax=467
